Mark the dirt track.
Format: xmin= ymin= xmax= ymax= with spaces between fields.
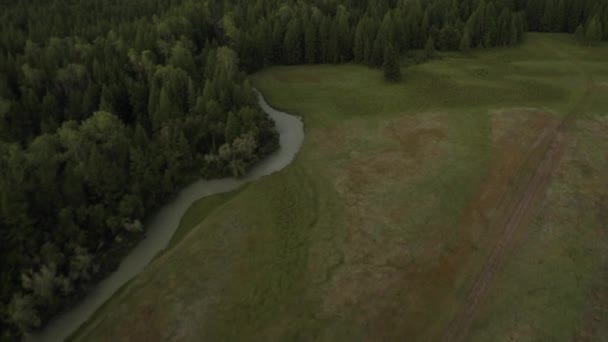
xmin=441 ymin=77 xmax=593 ymax=342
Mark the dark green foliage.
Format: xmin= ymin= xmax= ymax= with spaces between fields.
xmin=575 ymin=24 xmax=586 ymax=44
xmin=440 ymin=25 xmax=461 ymax=51
xmin=304 ymin=21 xmax=319 ymax=64
xmin=1 ymin=0 xmax=607 ymax=339
xmin=0 ymin=0 xmax=279 ymax=339
xmin=425 ymin=37 xmax=436 ymax=59
xmin=460 ymin=29 xmax=473 ymax=52
xmin=284 ymin=19 xmax=304 ymax=65
xmin=586 ymin=15 xmax=604 ymax=45
xmin=383 ymin=45 xmax=401 ymax=82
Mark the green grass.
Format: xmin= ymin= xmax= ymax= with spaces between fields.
xmin=468 ymin=113 xmax=608 ymax=341
xmin=167 ymin=187 xmax=247 ymax=250
xmin=73 ymin=33 xmax=608 ymax=341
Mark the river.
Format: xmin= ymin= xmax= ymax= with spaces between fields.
xmin=31 ymin=91 xmax=304 ymax=342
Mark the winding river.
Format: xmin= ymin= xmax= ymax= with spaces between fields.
xmin=31 ymin=91 xmax=304 ymax=342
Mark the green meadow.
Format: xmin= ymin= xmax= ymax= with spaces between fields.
xmin=73 ymin=34 xmax=608 ymax=341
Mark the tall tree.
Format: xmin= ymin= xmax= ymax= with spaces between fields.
xmin=425 ymin=36 xmax=436 ymax=59
xmin=460 ymin=29 xmax=472 ymax=52
xmin=383 ymin=44 xmax=401 ymax=82
xmin=304 ymin=21 xmax=319 ymax=64
xmin=284 ymin=18 xmax=303 ymax=65
xmin=575 ymin=24 xmax=586 ymax=44
xmin=585 ymin=16 xmax=604 ymax=45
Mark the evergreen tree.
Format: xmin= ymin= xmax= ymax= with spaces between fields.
xmin=439 ymin=25 xmax=460 ymax=51
xmin=383 ymin=44 xmax=401 ymax=82
xmin=336 ymin=5 xmax=353 ymax=61
xmin=371 ymin=12 xmax=394 ymax=66
xmin=575 ymin=24 xmax=586 ymax=44
xmin=555 ymin=0 xmax=566 ymax=32
xmin=459 ymin=29 xmax=472 ymax=52
xmin=327 ymin=21 xmax=340 ymax=63
xmin=586 ymin=16 xmax=603 ymax=45
xmin=509 ymin=15 xmax=519 ymax=45
xmin=224 ymin=111 xmax=241 ymax=142
xmin=284 ymin=19 xmax=303 ymax=64
xmin=567 ymin=0 xmax=583 ymax=32
xmin=526 ymin=0 xmax=544 ymax=31
xmin=304 ymin=21 xmax=319 ymax=64
xmin=425 ymin=36 xmax=436 ymax=59
xmin=354 ymin=18 xmax=367 ymax=63
xmin=541 ymin=0 xmax=556 ymax=32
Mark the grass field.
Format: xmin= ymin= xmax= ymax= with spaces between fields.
xmin=72 ymin=33 xmax=608 ymax=341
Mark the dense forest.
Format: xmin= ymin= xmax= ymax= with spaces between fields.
xmin=1 ymin=0 xmax=607 ymax=339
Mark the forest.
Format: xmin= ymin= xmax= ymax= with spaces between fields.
xmin=0 ymin=0 xmax=607 ymax=339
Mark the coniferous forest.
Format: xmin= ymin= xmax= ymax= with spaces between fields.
xmin=1 ymin=0 xmax=607 ymax=338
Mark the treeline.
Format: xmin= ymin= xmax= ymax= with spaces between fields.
xmin=525 ymin=0 xmax=608 ymax=44
xmin=231 ymin=0 xmax=526 ymax=70
xmin=0 ymin=0 xmax=606 ymax=339
xmin=0 ymin=0 xmax=279 ymax=338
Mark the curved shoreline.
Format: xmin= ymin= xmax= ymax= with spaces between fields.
xmin=30 ymin=91 xmax=305 ymax=342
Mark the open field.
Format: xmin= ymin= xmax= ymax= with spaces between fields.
xmin=72 ymin=34 xmax=608 ymax=341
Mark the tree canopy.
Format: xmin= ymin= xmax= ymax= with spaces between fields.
xmin=1 ymin=0 xmax=607 ymax=338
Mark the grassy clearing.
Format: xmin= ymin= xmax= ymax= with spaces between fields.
xmin=74 ymin=33 xmax=607 ymax=341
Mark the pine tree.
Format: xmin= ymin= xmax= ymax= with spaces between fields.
xmin=514 ymin=12 xmax=525 ymax=43
xmin=336 ymin=5 xmax=353 ymax=61
xmin=459 ymin=29 xmax=472 ymax=52
xmin=509 ymin=15 xmax=519 ymax=46
xmin=483 ymin=2 xmax=498 ymax=46
xmin=354 ymin=18 xmax=367 ymax=63
xmin=567 ymin=0 xmax=583 ymax=33
xmin=575 ymin=24 xmax=585 ymax=45
xmin=283 ymin=19 xmax=303 ymax=65
xmin=526 ymin=0 xmax=544 ymax=31
xmin=585 ymin=16 xmax=603 ymax=46
xmin=156 ymin=86 xmax=172 ymax=129
xmin=371 ymin=13 xmax=394 ymax=67
xmin=327 ymin=21 xmax=340 ymax=63
xmin=439 ymin=25 xmax=460 ymax=51
xmin=304 ymin=21 xmax=318 ymax=64
xmin=425 ymin=37 xmax=436 ymax=59
xmin=541 ymin=0 xmax=557 ymax=32
xmin=383 ymin=44 xmax=401 ymax=83
xmin=555 ymin=0 xmax=566 ymax=32
xmin=224 ymin=111 xmax=240 ymax=143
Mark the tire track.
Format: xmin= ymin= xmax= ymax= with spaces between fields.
xmin=441 ymin=75 xmax=593 ymax=342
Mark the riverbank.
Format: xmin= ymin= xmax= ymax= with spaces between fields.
xmin=30 ymin=93 xmax=304 ymax=342
xmin=70 ymin=34 xmax=608 ymax=341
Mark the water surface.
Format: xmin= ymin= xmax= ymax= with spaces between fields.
xmin=31 ymin=92 xmax=304 ymax=342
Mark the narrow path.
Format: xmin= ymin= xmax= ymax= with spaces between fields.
xmin=441 ymin=65 xmax=594 ymax=341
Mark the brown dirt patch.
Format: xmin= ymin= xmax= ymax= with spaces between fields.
xmin=441 ymin=106 xmax=577 ymax=342
xmin=463 ymin=109 xmax=561 ymax=244
xmin=311 ymin=121 xmax=360 ymax=156
xmin=320 ymin=113 xmax=450 ymax=338
xmin=385 ymin=113 xmax=448 ymax=159
xmin=319 ymin=109 xmax=569 ymax=340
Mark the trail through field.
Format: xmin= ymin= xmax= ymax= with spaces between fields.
xmin=441 ymin=71 xmax=594 ymax=341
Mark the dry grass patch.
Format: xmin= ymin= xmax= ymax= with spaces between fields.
xmin=462 ymin=109 xmax=561 ymax=244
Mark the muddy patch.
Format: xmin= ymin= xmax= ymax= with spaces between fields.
xmin=318 ymin=109 xmax=566 ymax=340
xmin=320 ymin=113 xmax=452 ymax=338
xmin=462 ymin=109 xmax=561 ymax=244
